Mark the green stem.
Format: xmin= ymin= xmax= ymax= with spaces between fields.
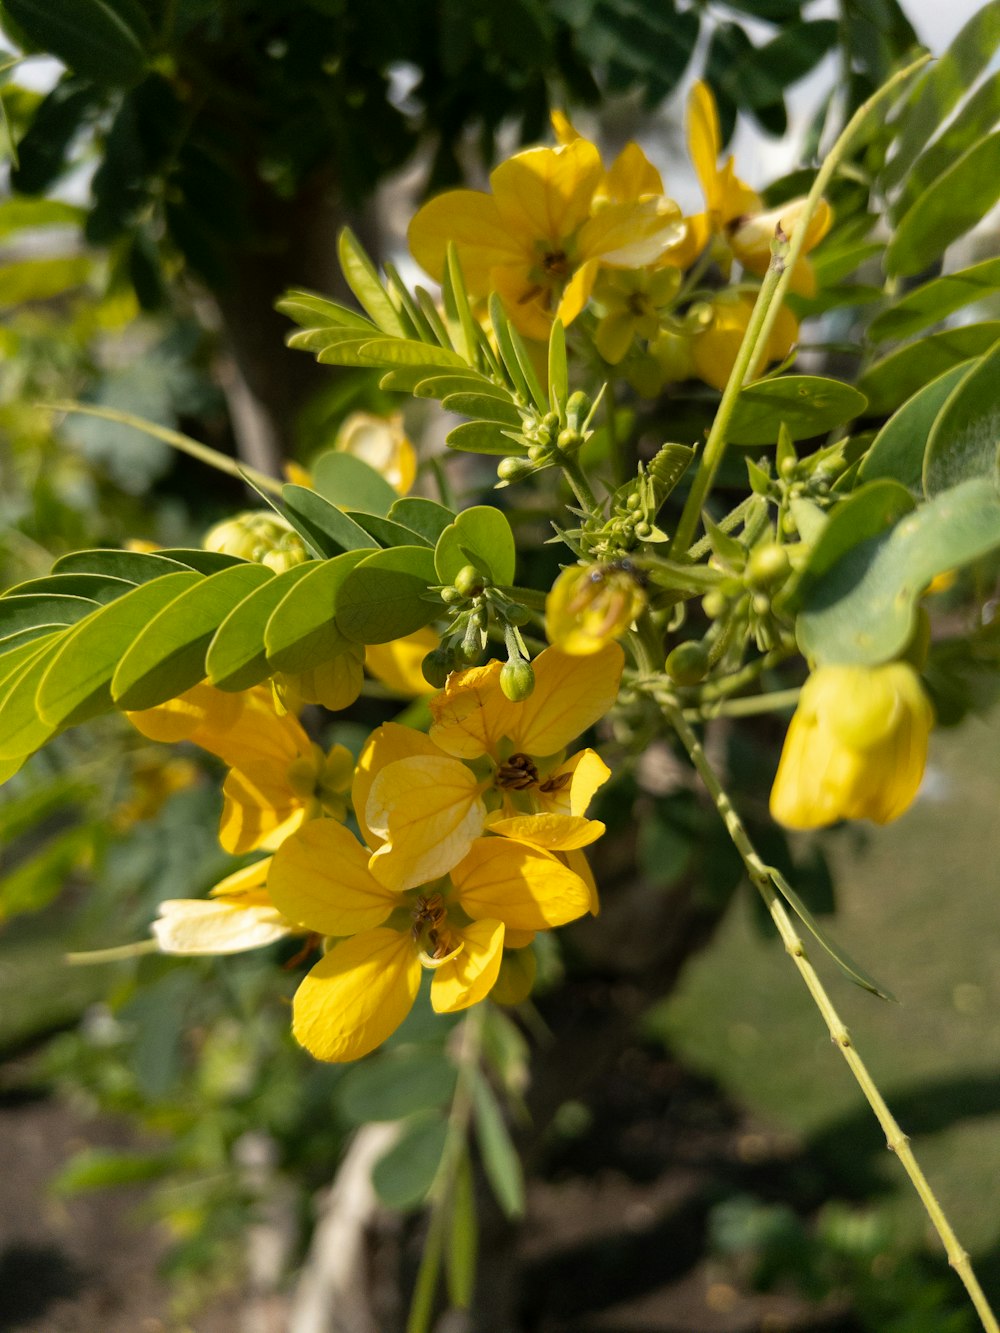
xmin=560 ymin=453 xmax=602 ymax=518
xmin=44 ymin=402 xmax=284 ymax=496
xmin=662 ymin=700 xmax=999 ymax=1333
xmin=670 ymin=52 xmax=931 ymax=559
xmin=684 ymin=685 xmax=800 ymax=721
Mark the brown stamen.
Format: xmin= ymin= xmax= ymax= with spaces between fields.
xmin=495 ymin=752 xmax=540 ymax=790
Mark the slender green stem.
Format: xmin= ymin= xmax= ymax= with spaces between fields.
xmin=662 ymin=700 xmax=999 ymax=1333
xmin=66 ymin=940 xmax=160 ymax=965
xmin=670 ymin=52 xmax=931 ymax=559
xmin=684 ymin=685 xmax=800 ymax=721
xmin=560 ymin=453 xmax=602 ymax=518
xmin=689 ymin=644 xmax=796 ymax=704
xmin=44 ymin=402 xmax=284 ymax=496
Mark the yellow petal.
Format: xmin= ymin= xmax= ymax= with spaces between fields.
xmin=268 ymin=819 xmax=399 ymax=935
xmin=352 ymin=722 xmax=444 ymax=847
xmin=595 ymin=309 xmax=637 ymax=365
xmin=452 ymin=837 xmax=591 ymax=931
xmin=335 ymin=411 xmax=417 ymax=494
xmin=550 ymin=108 xmax=580 ymax=145
xmin=292 ymin=929 xmax=421 ymax=1062
xmin=578 ymin=198 xmax=686 ymax=268
xmin=490 ymin=948 xmax=537 ymax=1006
xmin=557 ymin=256 xmax=601 ymax=328
xmin=506 ymin=643 xmax=623 ymax=755
xmin=366 ymin=627 xmax=438 ymax=697
xmin=208 ymin=857 xmax=272 ymax=902
xmin=152 ymin=898 xmax=292 ymax=954
xmin=367 ymin=756 xmax=487 ymax=892
xmin=283 ymin=649 xmax=364 ymax=711
xmin=431 ymin=919 xmax=505 ymax=1013
xmin=430 ymin=661 xmax=507 ymax=759
xmin=407 ymin=189 xmax=523 ymax=290
xmin=128 ymin=681 xmax=243 ymax=745
xmin=602 ymin=141 xmax=664 ymax=202
xmin=219 ymin=762 xmax=306 ymax=854
xmin=537 ymin=747 xmax=611 ymax=817
xmin=687 ymin=81 xmax=722 ymax=213
xmin=491 ymin=262 xmax=557 ymax=341
xmin=486 ymin=812 xmax=604 ymax=850
xmin=562 ymin=847 xmax=600 ymax=915
xmin=490 ymin=140 xmax=602 ymax=248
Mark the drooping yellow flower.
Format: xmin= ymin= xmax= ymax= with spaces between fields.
xmin=152 ymin=858 xmax=298 ymax=954
xmin=268 ymin=816 xmax=591 ymax=1061
xmin=408 ymin=138 xmax=685 ymax=340
xmin=355 ymin=646 xmax=621 ymax=898
xmin=545 ymin=563 xmax=647 ymax=656
xmin=128 ymin=683 xmax=353 ymax=854
xmin=686 ymin=81 xmax=831 ymax=295
xmin=334 ymin=411 xmax=417 ymax=495
xmin=689 ymin=290 xmax=798 ymax=392
xmin=770 ymin=663 xmax=934 ymax=830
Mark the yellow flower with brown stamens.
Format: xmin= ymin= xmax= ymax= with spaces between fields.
xmin=408 ymin=138 xmax=685 ymax=340
xmin=770 ymin=663 xmax=934 ymax=830
xmin=268 ymin=817 xmax=591 ymax=1062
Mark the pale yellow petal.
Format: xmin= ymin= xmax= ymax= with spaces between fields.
xmin=578 ymin=199 xmax=685 ymax=268
xmin=490 ymin=140 xmax=602 ymax=246
xmin=285 ymin=650 xmax=364 ymax=711
xmin=603 ymin=141 xmax=663 ymax=202
xmin=506 ymin=643 xmax=623 ymax=755
xmin=219 ymin=762 xmax=306 ymax=854
xmin=430 ymin=919 xmax=505 ymax=1013
xmin=367 ymin=756 xmax=487 ymax=891
xmin=152 ymin=898 xmax=292 ymax=955
xmin=208 ymin=857 xmax=272 ymax=903
xmin=452 ymin=837 xmax=591 ymax=931
xmin=352 ymin=722 xmax=444 ymax=847
xmin=268 ymin=819 xmax=399 ymax=935
xmin=292 ymin=929 xmax=421 ymax=1062
xmin=537 ymin=747 xmax=611 ymax=817
xmin=486 ymin=812 xmax=604 ymax=850
xmin=366 ymin=627 xmax=438 ymax=697
xmin=562 ymin=847 xmax=600 ymax=915
xmin=128 ymin=681 xmax=243 ymax=745
xmin=429 ymin=660 xmax=507 ymax=758
xmin=491 ymin=263 xmax=556 ymax=341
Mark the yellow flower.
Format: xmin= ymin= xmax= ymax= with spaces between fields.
xmin=365 ymin=625 xmax=439 ymax=696
xmin=770 ymin=663 xmax=934 ymax=830
xmin=354 ymin=646 xmax=621 ymax=898
xmin=152 ymin=858 xmax=298 ymax=954
xmin=687 ymin=81 xmax=831 ymax=295
xmin=203 ymin=510 xmax=308 ymax=573
xmin=128 ymin=683 xmax=353 ymax=853
xmin=545 ymin=562 xmax=647 ymax=655
xmin=334 ymin=411 xmax=417 ymax=495
xmin=408 ymin=138 xmax=685 ymax=340
xmin=268 ymin=817 xmax=591 ymax=1061
xmin=689 ymin=290 xmax=798 ymax=392
xmin=592 ymin=266 xmax=681 ymax=365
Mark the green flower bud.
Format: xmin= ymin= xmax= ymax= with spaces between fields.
xmin=747 ymin=543 xmax=790 ymax=588
xmin=421 ymin=648 xmax=452 ymax=689
xmin=702 ymin=590 xmax=727 ymax=620
xmin=440 ymin=586 xmax=464 ymax=605
xmin=497 ymin=456 xmax=534 ymax=483
xmin=665 ymin=641 xmax=710 ymax=685
xmin=500 ymin=657 xmax=535 ymax=702
xmin=505 ymin=602 xmax=531 ymax=626
xmin=454 ymin=564 xmax=486 ymax=598
xmin=557 ymin=427 xmax=582 ymax=452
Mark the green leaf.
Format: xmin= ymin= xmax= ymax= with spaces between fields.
xmin=727 ymin=376 xmax=868 ymax=444
xmin=444 ymin=241 xmax=481 ymax=365
xmin=881 ymin=0 xmax=1000 ymax=192
xmin=281 ymin=484 xmax=379 ymax=558
xmin=489 ymin=294 xmax=545 ymax=410
xmin=548 ymin=319 xmax=568 ymax=414
xmin=359 ymin=338 xmax=469 ymax=371
xmin=3 ymin=572 xmax=135 ymax=604
xmin=155 ymin=549 xmax=244 ymax=574
xmin=335 ymin=546 xmax=439 ymax=644
xmin=442 ymin=392 xmax=523 ymax=428
xmin=886 ymin=130 xmax=1000 ymax=278
xmin=388 ymin=498 xmax=456 ymax=544
xmin=263 ymin=553 xmax=366 ymax=673
xmin=0 ymin=593 xmax=98 ymax=639
xmin=0 ymin=824 xmax=95 ymax=922
xmin=310 ymin=450 xmax=398 ymax=517
xmin=110 ymin=564 xmax=272 ymax=710
xmin=794 ymin=480 xmax=915 ymax=602
xmin=3 ymin=0 xmax=152 ymax=86
xmin=797 ymin=478 xmax=1000 ymax=666
xmin=204 ymin=562 xmax=316 ymax=691
xmin=895 ymin=70 xmax=1000 ymax=221
xmin=446 ymin=420 xmax=518 ymax=455
xmin=52 ymin=1148 xmax=171 ymax=1195
xmin=435 ymin=507 xmax=516 ymax=586
xmin=0 ymin=255 xmax=91 ymax=306
xmin=411 ymin=372 xmax=501 ymax=401
xmin=859 ymin=362 xmax=972 ymax=491
xmin=371 ymin=1114 xmax=449 ymax=1211
xmin=857 ymin=322 xmax=1000 ymax=415
xmin=345 ymin=512 xmax=432 ymax=549
xmin=0 ymin=633 xmax=69 ymax=760
xmin=869 ymin=257 xmax=1000 ymax=343
xmin=767 ymin=867 xmax=895 ymax=1000
xmin=446 ymin=1152 xmax=477 ymax=1309
xmin=51 ymin=548 xmax=200 ymax=582
xmin=337 ymin=228 xmax=407 ymax=337
xmin=336 ymin=1049 xmax=457 ymax=1125
xmin=0 ymin=633 xmax=62 ymax=693
xmin=471 ymin=1071 xmax=524 ymax=1218
xmin=276 ymin=288 xmax=377 ymax=331
xmin=10 ymin=76 xmax=98 ymax=195
xmin=924 ymin=338 xmax=1000 ymax=495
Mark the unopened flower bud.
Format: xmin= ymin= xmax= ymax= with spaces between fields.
xmin=747 ymin=543 xmax=790 ymax=588
xmin=421 ymin=648 xmax=452 ymax=689
xmin=454 ymin=564 xmax=486 ymax=598
xmin=497 ymin=456 xmax=534 ymax=483
xmin=500 ymin=657 xmax=535 ymax=702
xmin=665 ymin=641 xmax=709 ymax=686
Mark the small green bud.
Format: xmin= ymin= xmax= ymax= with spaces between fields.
xmin=505 ymin=602 xmax=531 ymax=626
xmin=542 ymin=411 xmax=559 ymax=432
xmin=500 ymin=657 xmax=535 ymax=702
xmin=454 ymin=564 xmax=486 ymax=598
xmin=440 ymin=586 xmax=464 ymax=605
xmin=747 ymin=543 xmax=790 ymax=588
xmin=634 ymin=520 xmax=653 ymax=540
xmin=626 ymin=492 xmax=643 ymax=512
xmin=566 ymin=390 xmax=590 ymax=424
xmin=421 ymin=648 xmax=452 ymax=689
xmin=702 ymin=590 xmax=727 ymax=620
xmin=528 ymin=442 xmax=549 ymax=463
xmin=665 ymin=641 xmax=710 ymax=686
xmin=557 ymin=427 xmax=582 ymax=452
xmin=752 ymin=592 xmax=770 ymax=616
xmin=497 ymin=456 xmax=534 ymax=483
xmin=779 ymin=456 xmax=797 ymax=480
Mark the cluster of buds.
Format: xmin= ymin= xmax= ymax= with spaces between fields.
xmin=496 ymin=390 xmax=595 ymax=486
xmin=423 ymin=563 xmax=535 ymax=700
xmin=746 ymin=426 xmax=851 ymax=542
xmin=203 ymin=510 xmax=309 ymax=573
